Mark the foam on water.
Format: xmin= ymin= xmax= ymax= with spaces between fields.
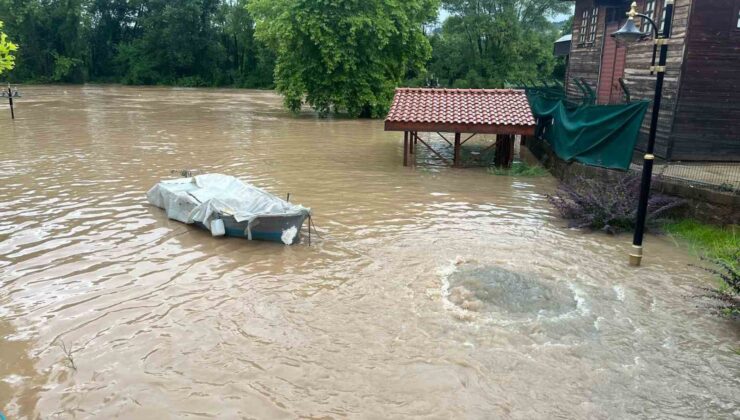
xmin=440 ymin=261 xmax=586 ymax=325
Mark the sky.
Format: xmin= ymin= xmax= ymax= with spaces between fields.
xmin=437 ymin=8 xmax=574 ymax=24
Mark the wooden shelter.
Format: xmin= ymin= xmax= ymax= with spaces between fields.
xmin=563 ymin=0 xmax=740 ymax=161
xmin=384 ymin=88 xmax=536 ymax=167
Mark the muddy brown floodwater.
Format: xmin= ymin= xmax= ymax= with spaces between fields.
xmin=0 ymin=86 xmax=737 ymax=419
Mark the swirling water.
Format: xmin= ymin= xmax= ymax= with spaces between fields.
xmin=0 ymin=86 xmax=737 ymax=419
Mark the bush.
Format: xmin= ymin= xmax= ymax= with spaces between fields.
xmin=695 ymin=252 xmax=740 ymax=319
xmin=548 ymin=173 xmax=685 ymax=234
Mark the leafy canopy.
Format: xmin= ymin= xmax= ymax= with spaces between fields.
xmin=0 ymin=20 xmax=17 ymax=75
xmin=0 ymin=0 xmax=275 ymax=87
xmin=249 ymin=0 xmax=439 ymax=117
xmin=427 ymin=0 xmax=571 ymax=88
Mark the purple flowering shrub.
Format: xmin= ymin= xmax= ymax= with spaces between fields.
xmin=695 ymin=253 xmax=740 ymax=319
xmin=548 ymin=173 xmax=685 ymax=234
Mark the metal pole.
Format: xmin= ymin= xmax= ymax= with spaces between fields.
xmin=8 ymin=86 xmax=14 ymax=120
xmin=630 ymin=0 xmax=674 ymax=267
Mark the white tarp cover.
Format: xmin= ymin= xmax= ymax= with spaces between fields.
xmin=147 ymin=174 xmax=310 ymax=228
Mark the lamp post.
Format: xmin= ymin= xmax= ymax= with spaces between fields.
xmin=612 ymin=0 xmax=674 ymax=267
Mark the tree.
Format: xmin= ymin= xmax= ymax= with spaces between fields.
xmin=0 ymin=0 xmax=276 ymax=87
xmin=114 ymin=0 xmax=225 ymax=86
xmin=0 ymin=20 xmax=17 ymax=75
xmin=0 ymin=0 xmax=88 ymax=82
xmin=249 ymin=0 xmax=439 ymax=118
xmin=428 ymin=0 xmax=570 ymax=88
xmin=215 ymin=0 xmax=275 ymax=87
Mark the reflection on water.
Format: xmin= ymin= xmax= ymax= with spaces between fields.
xmin=0 ymin=86 xmax=737 ymax=418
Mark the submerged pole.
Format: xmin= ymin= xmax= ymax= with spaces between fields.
xmin=454 ymin=132 xmax=461 ymax=167
xmin=8 ymin=85 xmax=14 ymax=120
xmin=403 ymin=131 xmax=409 ymax=166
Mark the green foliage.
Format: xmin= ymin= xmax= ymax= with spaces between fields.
xmin=0 ymin=20 xmax=17 ymax=75
xmin=249 ymin=0 xmax=439 ymax=117
xmin=51 ymin=52 xmax=83 ymax=82
xmin=0 ymin=0 xmax=275 ymax=87
xmin=489 ymin=162 xmax=549 ymax=177
xmin=560 ymin=15 xmax=573 ymax=35
xmin=428 ymin=1 xmax=569 ymax=88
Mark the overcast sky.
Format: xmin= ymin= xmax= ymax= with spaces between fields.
xmin=438 ymin=8 xmax=574 ymax=24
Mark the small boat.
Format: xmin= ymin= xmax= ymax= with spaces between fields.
xmin=147 ymin=173 xmax=311 ymax=245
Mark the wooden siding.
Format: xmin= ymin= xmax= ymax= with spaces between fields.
xmin=624 ymin=0 xmax=692 ymax=158
xmin=567 ymin=0 xmax=692 ymax=159
xmin=566 ymin=2 xmax=606 ymax=100
xmin=669 ymin=0 xmax=740 ymax=161
xmin=597 ymin=21 xmax=628 ymax=103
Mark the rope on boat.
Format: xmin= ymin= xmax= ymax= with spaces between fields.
xmin=306 ymin=214 xmax=323 ymax=247
xmin=310 ymin=216 xmax=322 ymax=239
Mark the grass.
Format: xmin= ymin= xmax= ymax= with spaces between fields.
xmin=663 ymin=219 xmax=738 ymax=265
xmin=488 ymin=162 xmax=549 ymax=177
xmin=665 ymin=220 xmax=739 ymax=320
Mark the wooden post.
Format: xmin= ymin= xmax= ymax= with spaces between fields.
xmin=409 ymin=131 xmax=415 ymax=155
xmin=454 ymin=132 xmax=461 ymax=167
xmin=403 ymin=131 xmax=409 ymax=166
xmin=494 ymin=134 xmax=514 ymax=168
xmin=506 ymin=135 xmax=514 ymax=168
xmin=8 ymin=86 xmax=14 ymax=120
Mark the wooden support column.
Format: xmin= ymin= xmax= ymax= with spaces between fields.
xmin=409 ymin=131 xmax=415 ymax=155
xmin=494 ymin=134 xmax=515 ymax=168
xmin=453 ymin=132 xmax=461 ymax=167
xmin=403 ymin=131 xmax=409 ymax=166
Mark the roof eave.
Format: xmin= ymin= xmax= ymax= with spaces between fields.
xmin=384 ymin=120 xmax=536 ymax=136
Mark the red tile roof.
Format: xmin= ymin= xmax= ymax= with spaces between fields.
xmin=385 ymin=88 xmax=535 ymax=134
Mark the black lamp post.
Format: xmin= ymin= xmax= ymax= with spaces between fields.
xmin=612 ymin=0 xmax=674 ymax=267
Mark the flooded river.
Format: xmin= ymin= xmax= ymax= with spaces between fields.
xmin=0 ymin=86 xmax=737 ymax=418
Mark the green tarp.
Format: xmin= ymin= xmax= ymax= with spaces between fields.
xmin=527 ymin=91 xmax=649 ymax=171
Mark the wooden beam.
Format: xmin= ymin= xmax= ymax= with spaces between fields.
xmin=436 ymin=132 xmax=453 ymax=146
xmin=385 ymin=121 xmax=535 ymax=136
xmin=460 ymin=133 xmax=477 ymax=145
xmin=414 ymin=133 xmax=451 ymax=165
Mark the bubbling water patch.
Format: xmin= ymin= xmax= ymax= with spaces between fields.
xmin=440 ymin=260 xmax=582 ymax=324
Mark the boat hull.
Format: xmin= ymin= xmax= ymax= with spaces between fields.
xmin=197 ymin=213 xmax=308 ymax=244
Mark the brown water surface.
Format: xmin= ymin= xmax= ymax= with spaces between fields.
xmin=0 ymin=86 xmax=737 ymax=418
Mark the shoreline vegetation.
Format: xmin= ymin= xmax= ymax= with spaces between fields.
xmin=664 ymin=220 xmax=738 ymax=266
xmin=0 ymin=0 xmax=572 ymax=117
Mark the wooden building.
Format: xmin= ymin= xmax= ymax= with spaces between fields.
xmin=564 ymin=0 xmax=740 ymax=161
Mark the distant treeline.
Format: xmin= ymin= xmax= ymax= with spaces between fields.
xmin=0 ymin=0 xmax=275 ymax=88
